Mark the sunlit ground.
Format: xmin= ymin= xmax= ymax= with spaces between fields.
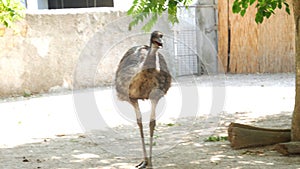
xmin=0 ymin=73 xmax=294 ymax=148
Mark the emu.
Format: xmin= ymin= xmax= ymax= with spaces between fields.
xmin=115 ymin=31 xmax=171 ymax=168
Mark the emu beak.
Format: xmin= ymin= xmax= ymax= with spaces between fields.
xmin=156 ymin=38 xmax=163 ymax=48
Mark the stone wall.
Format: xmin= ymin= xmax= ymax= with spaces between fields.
xmin=0 ymin=8 xmax=174 ymax=97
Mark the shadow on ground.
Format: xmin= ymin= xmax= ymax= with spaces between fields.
xmin=1 ymin=112 xmax=300 ymax=169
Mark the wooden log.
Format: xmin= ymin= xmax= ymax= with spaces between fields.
xmin=275 ymin=142 xmax=300 ymax=155
xmin=228 ymin=123 xmax=291 ymax=149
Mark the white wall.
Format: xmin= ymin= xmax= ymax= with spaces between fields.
xmin=25 ymin=0 xmax=132 ymax=10
xmin=26 ymin=0 xmax=48 ymax=10
xmin=25 ymin=0 xmax=197 ymax=10
xmin=38 ymin=0 xmax=48 ymax=9
xmin=0 ymin=9 xmax=174 ymax=97
xmin=113 ymin=0 xmax=133 ymax=10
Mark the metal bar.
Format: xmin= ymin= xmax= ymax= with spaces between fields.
xmin=205 ymin=25 xmax=218 ymax=33
xmin=175 ymin=54 xmax=198 ymax=57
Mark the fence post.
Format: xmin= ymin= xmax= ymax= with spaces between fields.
xmin=195 ymin=0 xmax=218 ymax=74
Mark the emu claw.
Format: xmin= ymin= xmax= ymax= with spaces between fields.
xmin=136 ymin=160 xmax=147 ymax=168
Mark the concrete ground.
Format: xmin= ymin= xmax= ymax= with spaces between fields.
xmin=0 ymin=73 xmax=297 ymax=169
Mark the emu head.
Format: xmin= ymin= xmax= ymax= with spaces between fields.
xmin=150 ymin=31 xmax=163 ymax=48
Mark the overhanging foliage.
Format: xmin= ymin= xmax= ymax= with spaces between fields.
xmin=0 ymin=0 xmax=25 ymax=27
xmin=127 ymin=0 xmax=193 ymax=31
xmin=232 ymin=0 xmax=290 ymax=23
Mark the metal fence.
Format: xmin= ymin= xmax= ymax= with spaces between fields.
xmin=173 ymin=4 xmax=218 ymax=76
xmin=173 ymin=7 xmax=199 ymax=76
xmin=173 ymin=29 xmax=199 ymax=76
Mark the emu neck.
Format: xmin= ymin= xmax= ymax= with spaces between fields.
xmin=142 ymin=45 xmax=159 ymax=70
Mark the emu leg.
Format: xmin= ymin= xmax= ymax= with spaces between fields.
xmin=149 ymin=99 xmax=158 ymax=168
xmin=136 ymin=119 xmax=148 ymax=169
xmin=148 ymin=120 xmax=155 ymax=168
xmin=130 ymin=100 xmax=148 ymax=169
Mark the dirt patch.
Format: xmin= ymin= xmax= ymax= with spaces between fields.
xmin=0 ymin=111 xmax=298 ymax=169
xmin=0 ymin=73 xmax=296 ymax=168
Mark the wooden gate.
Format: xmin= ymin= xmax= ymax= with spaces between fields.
xmin=218 ymin=0 xmax=295 ymax=73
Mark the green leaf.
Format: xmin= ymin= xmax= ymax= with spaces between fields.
xmin=0 ymin=0 xmax=25 ymax=28
xmin=128 ymin=12 xmax=148 ymax=30
xmin=278 ymin=2 xmax=282 ymax=9
xmin=283 ymin=1 xmax=290 ymax=14
xmin=271 ymin=2 xmax=277 ymax=10
xmin=241 ymin=9 xmax=247 ymax=16
xmin=127 ymin=0 xmax=192 ymax=31
xmin=183 ymin=0 xmax=193 ymax=6
xmin=265 ymin=11 xmax=272 ymax=18
xmin=255 ymin=12 xmax=264 ymax=23
xmin=166 ymin=123 xmax=175 ymax=127
xmin=242 ymin=0 xmax=248 ymax=9
xmin=142 ymin=13 xmax=158 ymax=32
xmin=2 ymin=0 xmax=8 ymax=6
xmin=232 ymin=0 xmax=242 ymax=13
xmin=250 ymin=0 xmax=256 ymax=5
xmin=285 ymin=6 xmax=290 ymax=14
xmin=232 ymin=4 xmax=241 ymax=13
xmin=283 ymin=1 xmax=289 ymax=7
xmin=205 ymin=136 xmax=228 ymax=142
xmin=127 ymin=6 xmax=135 ymax=15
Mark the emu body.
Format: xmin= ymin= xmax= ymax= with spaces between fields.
xmin=115 ymin=31 xmax=171 ymax=168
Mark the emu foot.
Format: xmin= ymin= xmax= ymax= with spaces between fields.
xmin=136 ymin=160 xmax=147 ymax=168
xmin=136 ymin=158 xmax=153 ymax=169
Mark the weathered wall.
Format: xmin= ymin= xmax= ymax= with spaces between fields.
xmin=0 ymin=8 xmax=173 ymax=97
xmin=196 ymin=0 xmax=218 ymax=74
